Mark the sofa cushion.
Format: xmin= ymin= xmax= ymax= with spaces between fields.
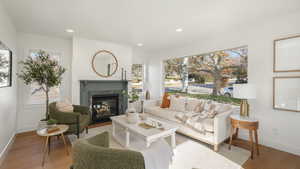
xmin=186 ymin=98 xmax=200 ymax=112
xmin=202 ymin=103 xmax=218 ymax=118
xmin=175 ymin=112 xmax=214 ymax=133
xmin=144 ymin=106 xmax=181 ymax=123
xmin=169 ymin=96 xmax=186 ymax=112
xmin=187 ymin=118 xmax=214 ymax=133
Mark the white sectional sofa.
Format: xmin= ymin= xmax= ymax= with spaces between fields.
xmin=143 ymin=97 xmax=239 ymax=151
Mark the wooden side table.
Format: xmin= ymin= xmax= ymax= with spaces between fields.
xmin=37 ymin=124 xmax=69 ymax=166
xmin=229 ymin=114 xmax=259 ymax=159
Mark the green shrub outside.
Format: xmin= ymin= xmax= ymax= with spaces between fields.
xmin=168 ymin=91 xmax=241 ymax=105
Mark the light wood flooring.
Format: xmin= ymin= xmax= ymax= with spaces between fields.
xmin=1 ymin=123 xmax=300 ymax=169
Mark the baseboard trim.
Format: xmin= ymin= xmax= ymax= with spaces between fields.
xmin=16 ymin=126 xmax=36 ymax=133
xmin=0 ymin=133 xmax=15 ymax=167
xmin=238 ymin=132 xmax=300 ymax=156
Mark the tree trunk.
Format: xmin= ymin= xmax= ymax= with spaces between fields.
xmin=45 ymin=86 xmax=49 ymax=120
xmin=212 ymin=74 xmax=222 ymax=96
xmin=181 ymin=57 xmax=189 ymax=93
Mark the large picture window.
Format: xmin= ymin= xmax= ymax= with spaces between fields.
xmin=163 ymin=46 xmax=247 ymax=104
xmin=164 ymin=57 xmax=188 ymax=92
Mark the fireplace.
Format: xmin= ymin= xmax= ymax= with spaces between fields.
xmin=80 ymin=80 xmax=128 ymax=123
xmin=91 ymin=94 xmax=119 ymax=122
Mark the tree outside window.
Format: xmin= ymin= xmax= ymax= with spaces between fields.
xmin=131 ymin=64 xmax=144 ymax=94
xmin=163 ymin=46 xmax=247 ymax=104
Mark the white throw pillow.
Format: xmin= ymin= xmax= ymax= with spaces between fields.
xmin=169 ymin=96 xmax=186 ymax=112
xmin=56 ymin=99 xmax=73 ymax=112
xmin=186 ymin=98 xmax=201 ymax=112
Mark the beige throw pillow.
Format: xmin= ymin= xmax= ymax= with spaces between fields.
xmin=186 ymin=98 xmax=201 ymax=112
xmin=193 ymin=100 xmax=206 ymax=113
xmin=205 ymin=104 xmax=218 ymax=118
xmin=56 ymin=99 xmax=73 ymax=112
xmin=169 ymin=96 xmax=186 ymax=112
xmin=197 ymin=103 xmax=217 ymax=119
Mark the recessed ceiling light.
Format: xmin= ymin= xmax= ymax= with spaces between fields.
xmin=175 ymin=28 xmax=183 ymax=32
xmin=65 ymin=29 xmax=75 ymax=33
xmin=137 ymin=43 xmax=143 ymax=47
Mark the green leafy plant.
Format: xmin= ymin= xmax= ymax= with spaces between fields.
xmin=47 ymin=118 xmax=58 ymax=125
xmin=168 ymin=91 xmax=241 ymax=105
xmin=122 ymin=90 xmax=140 ymax=103
xmin=18 ymin=50 xmax=66 ymax=119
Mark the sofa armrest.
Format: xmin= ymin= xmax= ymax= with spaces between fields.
xmin=73 ymin=141 xmax=145 ymax=169
xmin=73 ymin=105 xmax=90 ymax=115
xmin=213 ymin=110 xmax=233 ymax=144
xmin=51 ymin=111 xmax=80 ymax=124
xmin=144 ymin=99 xmax=160 ymax=107
xmin=86 ymin=132 xmax=109 ymax=148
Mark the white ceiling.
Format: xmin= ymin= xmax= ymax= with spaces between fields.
xmin=2 ymin=0 xmax=300 ymax=52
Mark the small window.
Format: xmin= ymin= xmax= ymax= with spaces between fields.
xmin=131 ymin=64 xmax=145 ymax=94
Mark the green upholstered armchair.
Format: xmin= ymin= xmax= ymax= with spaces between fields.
xmin=72 ymin=132 xmax=145 ymax=169
xmin=49 ymin=102 xmax=90 ymax=138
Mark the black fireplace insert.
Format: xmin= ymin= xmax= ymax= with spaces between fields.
xmin=91 ymin=94 xmax=119 ymax=123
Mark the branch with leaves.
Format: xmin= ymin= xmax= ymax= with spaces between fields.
xmin=18 ymin=50 xmax=66 ymax=119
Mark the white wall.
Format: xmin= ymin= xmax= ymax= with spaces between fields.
xmin=146 ymin=11 xmax=300 ymax=155
xmin=132 ymin=48 xmax=149 ymax=64
xmin=17 ymin=33 xmax=72 ymax=132
xmin=0 ymin=0 xmax=17 ymax=161
xmin=72 ymin=37 xmax=133 ymax=104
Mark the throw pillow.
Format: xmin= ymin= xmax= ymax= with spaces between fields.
xmin=186 ymin=98 xmax=201 ymax=112
xmin=56 ymin=99 xmax=74 ymax=112
xmin=206 ymin=104 xmax=218 ymax=118
xmin=160 ymin=93 xmax=171 ymax=108
xmin=193 ymin=100 xmax=206 ymax=113
xmin=203 ymin=103 xmax=217 ymax=118
xmin=169 ymin=95 xmax=186 ymax=112
xmin=196 ymin=102 xmax=217 ymax=119
xmin=215 ymin=104 xmax=232 ymax=114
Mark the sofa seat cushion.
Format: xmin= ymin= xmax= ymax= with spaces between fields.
xmin=144 ymin=106 xmax=181 ymax=123
xmin=175 ymin=112 xmax=214 ymax=133
xmin=177 ymin=125 xmax=214 ymax=143
xmin=188 ymin=118 xmax=214 ymax=133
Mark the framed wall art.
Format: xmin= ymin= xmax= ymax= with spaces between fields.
xmin=273 ymin=76 xmax=300 ymax=112
xmin=274 ymin=35 xmax=300 ymax=72
xmin=0 ymin=41 xmax=12 ymax=88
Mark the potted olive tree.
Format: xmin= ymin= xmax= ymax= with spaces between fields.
xmin=18 ymin=50 xmax=66 ymax=120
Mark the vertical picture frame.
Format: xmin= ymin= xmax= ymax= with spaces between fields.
xmin=0 ymin=41 xmax=12 ymax=88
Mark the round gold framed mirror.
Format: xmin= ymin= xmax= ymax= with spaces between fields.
xmin=91 ymin=50 xmax=118 ymax=78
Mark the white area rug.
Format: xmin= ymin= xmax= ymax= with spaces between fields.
xmin=69 ymin=125 xmax=250 ymax=169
